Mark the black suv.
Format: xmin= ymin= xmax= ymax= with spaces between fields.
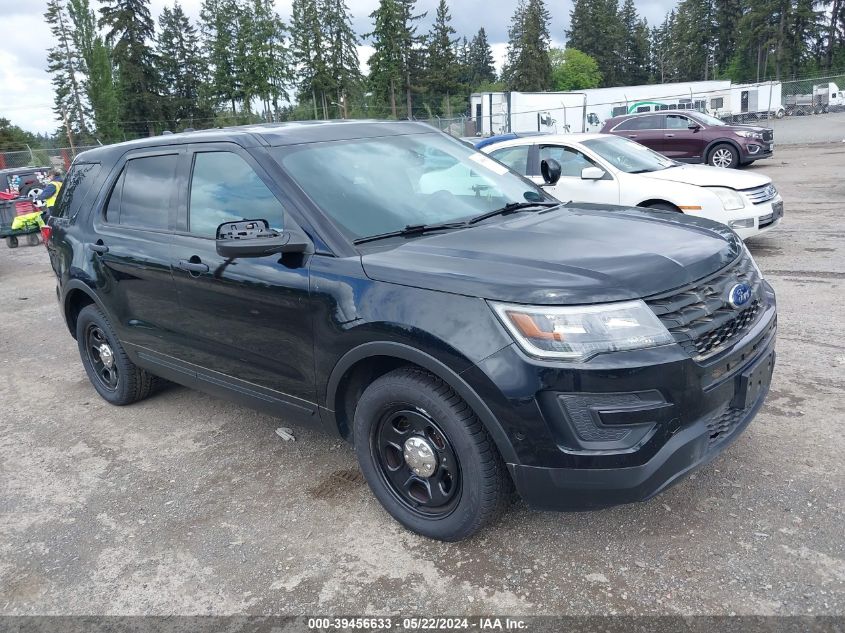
xmin=45 ymin=121 xmax=777 ymax=541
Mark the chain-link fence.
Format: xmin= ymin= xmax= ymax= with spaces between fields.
xmin=0 ymin=145 xmax=100 ymax=172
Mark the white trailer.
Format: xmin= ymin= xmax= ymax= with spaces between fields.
xmin=784 ymin=82 xmax=845 ymax=115
xmin=708 ymin=82 xmax=784 ymax=121
xmin=470 ymin=80 xmax=731 ymax=135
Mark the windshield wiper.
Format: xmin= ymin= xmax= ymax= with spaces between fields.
xmin=353 ymin=221 xmax=468 ymax=245
xmin=467 ymin=201 xmax=559 ymax=225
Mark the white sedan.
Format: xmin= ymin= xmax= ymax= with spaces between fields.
xmin=479 ymin=133 xmax=783 ymax=240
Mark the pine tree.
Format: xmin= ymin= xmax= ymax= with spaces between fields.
xmin=617 ymin=0 xmax=650 ymax=84
xmin=99 ymin=0 xmax=160 ymax=137
xmin=397 ymin=0 xmax=427 ymax=118
xmin=291 ymin=0 xmax=328 ymax=118
xmin=66 ymin=0 xmax=121 ymax=141
xmin=467 ymin=27 xmax=497 ymax=88
xmin=423 ymin=0 xmax=459 ymax=116
xmin=367 ymin=0 xmax=403 ymax=117
xmin=200 ymin=0 xmax=240 ymax=114
xmin=156 ymin=2 xmax=209 ymax=127
xmin=322 ymin=0 xmax=362 ymax=118
xmin=567 ymin=0 xmax=625 ymax=86
xmin=504 ymin=0 xmax=552 ymax=91
xmin=45 ymin=0 xmax=91 ymax=138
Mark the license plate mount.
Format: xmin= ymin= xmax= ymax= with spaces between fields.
xmin=732 ymin=351 xmax=775 ymax=410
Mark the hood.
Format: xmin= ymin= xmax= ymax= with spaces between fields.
xmin=361 ymin=206 xmax=741 ymax=305
xmin=640 ymin=164 xmax=771 ymax=190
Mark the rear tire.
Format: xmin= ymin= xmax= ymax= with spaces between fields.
xmin=6 ymin=236 xmax=18 ymax=248
xmin=26 ymin=233 xmax=40 ymax=246
xmin=708 ymin=143 xmax=739 ymax=169
xmin=353 ymin=367 xmax=512 ymax=541
xmin=76 ymin=304 xmax=156 ymax=406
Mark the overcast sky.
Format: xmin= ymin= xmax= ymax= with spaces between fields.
xmin=0 ymin=0 xmax=675 ymax=134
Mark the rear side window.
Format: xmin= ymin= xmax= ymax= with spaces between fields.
xmin=488 ymin=145 xmax=530 ymax=175
xmin=52 ymin=163 xmax=101 ymax=219
xmin=188 ymin=151 xmax=285 ymax=237
xmin=105 ymin=154 xmax=177 ymax=229
xmin=615 ymin=115 xmax=664 ymax=131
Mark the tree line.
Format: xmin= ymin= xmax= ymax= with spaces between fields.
xmin=36 ymin=0 xmax=845 ymax=145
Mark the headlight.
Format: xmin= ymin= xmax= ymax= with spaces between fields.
xmin=742 ymin=240 xmax=764 ymax=279
xmin=709 ymin=187 xmax=746 ymax=211
xmin=735 ymin=130 xmax=763 ymax=139
xmin=491 ymin=300 xmax=674 ymax=361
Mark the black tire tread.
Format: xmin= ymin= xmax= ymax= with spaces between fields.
xmin=358 ymin=366 xmax=512 ymax=540
xmin=77 ymin=304 xmax=156 ymax=405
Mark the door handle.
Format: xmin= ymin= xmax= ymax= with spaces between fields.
xmin=88 ymin=243 xmax=109 ymax=254
xmin=178 ymin=259 xmax=209 ymax=273
xmin=665 ymin=133 xmax=675 ymax=138
xmin=627 ymin=134 xmax=637 ymax=139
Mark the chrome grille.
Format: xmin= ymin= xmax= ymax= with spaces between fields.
xmin=645 ymin=253 xmax=764 ymax=360
xmin=742 ymin=184 xmax=778 ymax=204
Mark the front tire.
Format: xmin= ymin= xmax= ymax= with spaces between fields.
xmin=76 ymin=304 xmax=157 ymax=405
xmin=353 ymin=367 xmax=512 ymax=541
xmin=708 ymin=143 xmax=739 ymax=169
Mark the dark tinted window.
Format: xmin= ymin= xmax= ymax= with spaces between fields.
xmin=611 ymin=106 xmax=627 ymax=117
xmin=711 ymin=97 xmax=724 ymax=109
xmin=615 ymin=115 xmax=664 ymax=131
xmin=106 ymin=154 xmax=177 ymax=229
xmin=489 ymin=145 xmax=530 ymax=175
xmin=52 ymin=163 xmax=101 ymax=219
xmin=189 ymin=152 xmax=284 ymax=237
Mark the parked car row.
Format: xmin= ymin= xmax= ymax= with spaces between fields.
xmin=45 ymin=120 xmax=777 ymax=541
xmin=479 ymin=129 xmax=783 ymax=240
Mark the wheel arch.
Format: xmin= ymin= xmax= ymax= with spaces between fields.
xmin=704 ymin=138 xmax=742 ymax=162
xmin=324 ymin=341 xmax=519 ymax=464
xmin=637 ymin=199 xmax=682 ymax=212
xmin=62 ymin=280 xmax=107 ymax=340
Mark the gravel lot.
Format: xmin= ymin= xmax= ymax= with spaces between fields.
xmin=0 ymin=143 xmax=843 ymax=617
xmin=765 ymin=110 xmax=845 ymax=145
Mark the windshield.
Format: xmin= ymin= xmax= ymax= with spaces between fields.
xmin=692 ymin=112 xmax=727 ymax=126
xmin=582 ymin=135 xmax=676 ymax=173
xmin=273 ymin=133 xmax=548 ymax=241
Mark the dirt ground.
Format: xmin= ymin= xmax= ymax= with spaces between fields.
xmin=0 ymin=143 xmax=843 ymax=617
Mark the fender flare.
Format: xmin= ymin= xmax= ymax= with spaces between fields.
xmin=325 ymin=341 xmax=519 ymax=464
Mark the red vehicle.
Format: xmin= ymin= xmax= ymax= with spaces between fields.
xmin=600 ymin=110 xmax=774 ymax=169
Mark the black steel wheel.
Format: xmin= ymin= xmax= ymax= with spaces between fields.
xmin=353 ymin=367 xmax=512 ymax=541
xmin=76 ymin=304 xmax=157 ymax=405
xmin=85 ymin=323 xmax=120 ymax=392
xmin=373 ymin=408 xmax=461 ymax=517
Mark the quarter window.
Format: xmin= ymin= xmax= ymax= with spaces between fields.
xmin=52 ymin=163 xmax=101 ymax=219
xmin=489 ymin=145 xmax=530 ymax=175
xmin=105 ymin=154 xmax=177 ymax=229
xmin=189 ymin=152 xmax=285 ymax=237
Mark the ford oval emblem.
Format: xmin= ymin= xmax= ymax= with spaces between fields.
xmin=728 ymin=283 xmax=752 ymax=308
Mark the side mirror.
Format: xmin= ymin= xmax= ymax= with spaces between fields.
xmin=215 ymin=219 xmax=310 ymax=259
xmin=541 ymin=158 xmax=562 ymax=185
xmin=581 ymin=166 xmax=605 ymax=180
xmin=688 ymin=123 xmax=701 ymax=131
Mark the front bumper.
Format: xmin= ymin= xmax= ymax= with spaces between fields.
xmin=730 ymin=195 xmax=784 ymax=239
xmin=464 ymin=283 xmax=777 ymax=511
